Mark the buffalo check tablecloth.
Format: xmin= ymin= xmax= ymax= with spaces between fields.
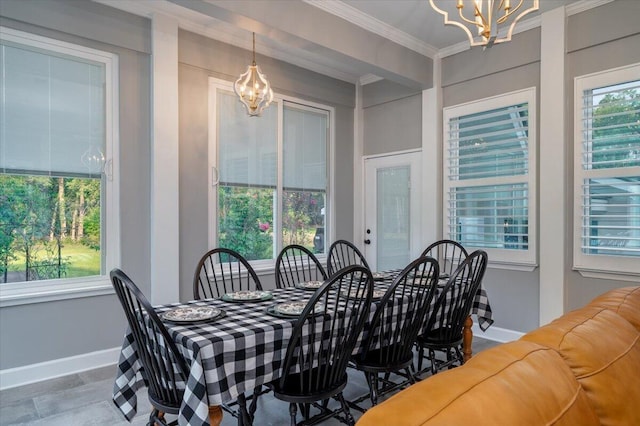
xmin=113 ymin=276 xmax=493 ymax=426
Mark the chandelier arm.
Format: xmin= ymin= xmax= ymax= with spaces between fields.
xmin=473 ymin=3 xmax=490 ymax=30
xmin=498 ymin=0 xmax=525 ymax=23
xmin=457 ymin=6 xmax=484 ymax=27
xmin=430 ymin=0 xmax=538 ymax=47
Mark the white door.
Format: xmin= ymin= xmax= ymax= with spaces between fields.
xmin=364 ymin=152 xmax=422 ymax=271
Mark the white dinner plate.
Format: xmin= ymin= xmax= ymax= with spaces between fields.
xmin=270 ymin=301 xmax=325 ymax=317
xmin=372 ymin=272 xmax=390 ymax=281
xmin=221 ymin=290 xmax=273 ymax=302
xmin=340 ymin=289 xmax=386 ymax=300
xmin=162 ymin=306 xmax=222 ymax=323
xmin=295 ymin=280 xmax=324 ymax=291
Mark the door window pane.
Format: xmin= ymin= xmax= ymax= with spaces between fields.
xmin=376 ymin=166 xmax=410 ymax=270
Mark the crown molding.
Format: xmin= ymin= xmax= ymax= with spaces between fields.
xmin=303 ymin=0 xmax=439 ymax=58
xmin=566 ymin=0 xmax=615 ymax=16
xmin=359 ymin=74 xmax=384 ymax=85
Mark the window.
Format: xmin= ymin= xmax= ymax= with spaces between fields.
xmin=0 ymin=27 xmax=119 ymax=305
xmin=209 ymin=79 xmax=331 ymax=267
xmin=574 ymin=63 xmax=640 ymax=278
xmin=443 ymin=88 xmax=537 ymax=267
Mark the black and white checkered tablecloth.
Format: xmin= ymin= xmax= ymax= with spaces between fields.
xmin=113 ymin=277 xmax=492 ymax=426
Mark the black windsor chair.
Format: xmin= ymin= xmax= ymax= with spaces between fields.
xmin=193 ymin=247 xmax=263 ymax=300
xmin=111 ymin=269 xmax=188 ymax=426
xmin=349 ymin=256 xmax=440 ymax=408
xmin=415 ymin=250 xmax=488 ymax=376
xmin=255 ymin=265 xmax=374 ymax=426
xmin=421 ymin=239 xmax=468 ymax=279
xmin=192 ymin=248 xmax=263 ymax=425
xmin=275 ymin=244 xmax=328 ymax=289
xmin=327 ymin=239 xmax=370 ymax=276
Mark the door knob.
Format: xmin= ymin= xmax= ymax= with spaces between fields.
xmin=364 ymin=239 xmax=371 ymax=245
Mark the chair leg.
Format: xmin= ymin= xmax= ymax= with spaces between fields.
xmin=321 ymin=399 xmax=329 ymax=410
xmin=336 ymin=392 xmax=355 ymax=426
xmin=455 ymin=346 xmax=464 ymax=365
xmin=149 ymin=408 xmax=168 ymax=426
xmin=429 ymin=348 xmax=437 ymax=375
xmin=417 ymin=345 xmax=424 ymax=372
xmin=405 ymin=367 xmax=416 ymax=385
xmin=369 ymin=373 xmax=379 ymax=406
xmin=289 ymin=403 xmax=297 ymax=426
xmin=248 ymin=386 xmax=260 ymax=418
xmin=299 ymin=403 xmax=310 ymax=420
xmin=237 ymin=393 xmax=252 ymax=426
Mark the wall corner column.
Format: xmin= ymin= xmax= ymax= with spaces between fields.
xmin=539 ymin=6 xmax=567 ymax=325
xmin=353 ymin=81 xmax=364 ymax=250
xmin=422 ymin=56 xmax=442 ymax=248
xmin=151 ymin=13 xmax=179 ymax=304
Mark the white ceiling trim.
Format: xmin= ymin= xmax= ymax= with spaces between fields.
xmin=178 ymin=20 xmax=360 ymax=83
xmin=93 ymin=0 xmax=359 ymax=83
xmin=303 ymin=0 xmax=439 ymax=58
xmin=566 ymin=0 xmax=615 ymax=15
xmin=359 ymin=74 xmax=384 ymax=85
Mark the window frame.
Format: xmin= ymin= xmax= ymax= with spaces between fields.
xmin=0 ymin=27 xmax=120 ymax=307
xmin=208 ymin=77 xmax=334 ymax=272
xmin=442 ymin=87 xmax=537 ymax=269
xmin=573 ymin=63 xmax=640 ymax=281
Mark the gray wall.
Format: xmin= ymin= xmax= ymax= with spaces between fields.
xmin=2 ymin=0 xmax=638 ymax=373
xmin=442 ymin=29 xmax=542 ymax=332
xmin=432 ymin=1 xmax=640 ymax=333
xmin=363 ymin=94 xmax=422 ymax=156
xmin=565 ymin=1 xmax=640 ymax=310
xmin=0 ymin=0 xmax=152 ymax=369
xmin=177 ymin=30 xmax=356 ymax=299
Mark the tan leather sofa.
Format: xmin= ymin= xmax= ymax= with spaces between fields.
xmin=357 ymin=286 xmax=640 ymax=426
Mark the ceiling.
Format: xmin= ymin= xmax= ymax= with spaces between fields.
xmin=96 ymin=0 xmax=586 ymax=86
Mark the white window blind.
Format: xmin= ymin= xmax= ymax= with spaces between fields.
xmin=283 ymin=103 xmax=327 ymax=192
xmin=218 ymin=91 xmax=277 ymax=188
xmin=210 ymin=79 xmax=332 ymax=262
xmin=443 ymin=88 xmax=536 ymax=266
xmin=1 ymin=40 xmax=105 ymax=176
xmin=574 ymin=63 xmax=640 ymax=278
xmin=0 ymin=26 xmax=119 ymax=304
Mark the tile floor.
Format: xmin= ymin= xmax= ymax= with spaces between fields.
xmin=0 ymin=337 xmax=499 ymax=426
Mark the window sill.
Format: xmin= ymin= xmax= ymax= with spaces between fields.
xmin=574 ymin=268 xmax=640 ymax=283
xmin=487 ymin=261 xmax=538 ymax=272
xmin=249 ymin=255 xmax=328 ymax=277
xmin=0 ymin=276 xmax=114 ymax=308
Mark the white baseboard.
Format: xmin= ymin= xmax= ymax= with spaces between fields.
xmin=472 ymin=323 xmax=524 ymax=343
xmin=0 ymin=347 xmax=120 ymax=391
xmin=0 ymin=325 xmax=523 ymax=391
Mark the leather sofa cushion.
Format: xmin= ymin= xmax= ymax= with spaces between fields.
xmin=588 ymin=286 xmax=640 ymax=332
xmin=521 ymin=306 xmax=640 ymax=425
xmin=357 ymin=340 xmax=599 ymax=426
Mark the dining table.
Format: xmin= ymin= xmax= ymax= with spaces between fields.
xmin=112 ymin=270 xmax=493 ymax=426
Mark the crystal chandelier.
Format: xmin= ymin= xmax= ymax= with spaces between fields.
xmin=430 ymin=0 xmax=540 ymax=48
xmin=234 ymin=32 xmax=274 ymax=117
